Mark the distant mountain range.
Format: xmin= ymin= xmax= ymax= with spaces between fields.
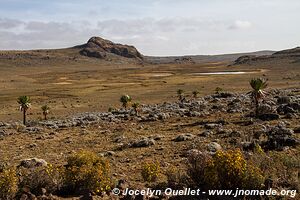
xmin=0 ymin=36 xmax=299 ymax=65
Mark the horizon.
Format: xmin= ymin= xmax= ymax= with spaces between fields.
xmin=0 ymin=0 xmax=300 ymax=56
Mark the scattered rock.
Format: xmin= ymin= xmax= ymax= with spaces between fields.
xmin=207 ymin=142 xmax=222 ymax=153
xmin=200 ymin=130 xmax=212 ymax=137
xmin=19 ymin=158 xmax=47 ymax=168
xmin=173 ymin=133 xmax=195 ymax=142
xmin=262 ymin=124 xmax=299 ymax=150
xmin=258 ymin=113 xmax=280 ymax=121
xmin=277 ymin=96 xmax=291 ymax=104
xmin=204 ymin=123 xmax=221 ymax=130
xmin=130 ymin=138 xmax=155 ymax=148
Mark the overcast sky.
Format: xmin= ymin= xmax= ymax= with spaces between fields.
xmin=0 ymin=0 xmax=299 ymax=56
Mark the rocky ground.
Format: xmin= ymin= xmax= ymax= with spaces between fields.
xmin=0 ymin=87 xmax=299 ymax=199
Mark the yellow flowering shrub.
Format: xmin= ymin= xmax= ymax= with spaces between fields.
xmin=206 ymin=149 xmax=264 ymax=189
xmin=141 ymin=161 xmax=160 ymax=182
xmin=0 ymin=167 xmax=18 ymax=200
xmin=188 ymin=149 xmax=264 ymax=189
xmin=64 ymin=151 xmax=112 ymax=194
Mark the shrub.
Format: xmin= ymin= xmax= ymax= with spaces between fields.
xmin=18 ymin=164 xmax=63 ymax=195
xmin=141 ymin=161 xmax=160 ymax=182
xmin=187 ymin=151 xmax=211 ymax=187
xmin=64 ymin=151 xmax=112 ymax=195
xmin=0 ymin=167 xmax=18 ymax=200
xmin=108 ymin=107 xmax=116 ymax=112
xmin=120 ymin=95 xmax=132 ymax=109
xmin=188 ymin=149 xmax=264 ymax=190
xmin=166 ymin=166 xmax=189 ymax=189
xmin=206 ymin=149 xmax=264 ymax=189
xmin=250 ymin=151 xmax=300 ymax=191
xmin=214 ymin=87 xmax=223 ymax=94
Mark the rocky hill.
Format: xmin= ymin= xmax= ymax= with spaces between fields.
xmin=76 ymin=37 xmax=143 ymax=60
xmin=232 ymin=47 xmax=300 ymax=65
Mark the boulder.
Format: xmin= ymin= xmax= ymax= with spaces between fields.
xmin=19 ymin=158 xmax=47 ymax=168
xmin=130 ymin=138 xmax=155 ymax=148
xmin=173 ymin=133 xmax=195 ymax=142
xmin=207 ymin=142 xmax=222 ymax=153
xmin=277 ymin=96 xmax=291 ymax=104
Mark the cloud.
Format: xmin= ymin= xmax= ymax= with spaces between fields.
xmin=0 ymin=17 xmax=256 ymax=55
xmin=229 ymin=20 xmax=252 ymax=30
xmin=0 ymin=18 xmax=24 ymax=29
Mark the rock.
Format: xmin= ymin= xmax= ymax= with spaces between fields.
xmin=0 ymin=130 xmax=6 ymax=138
xmin=184 ymin=149 xmax=203 ymax=157
xmin=277 ymin=103 xmax=300 ymax=114
xmin=186 ymin=111 xmax=202 ymax=117
xmin=207 ymin=142 xmax=222 ymax=153
xmin=0 ymin=161 xmax=8 ymax=172
xmin=25 ymin=127 xmax=44 ymax=133
xmin=114 ymin=135 xmax=126 ymax=143
xmin=80 ymin=48 xmax=106 ymax=58
xmin=232 ymin=55 xmax=257 ymax=65
xmin=230 ymin=130 xmax=242 ymax=137
xmin=214 ymin=92 xmax=235 ymax=98
xmin=41 ymin=188 xmax=47 ymax=195
xmin=79 ymin=37 xmax=143 ymax=59
xmin=277 ymin=96 xmax=291 ymax=104
xmin=241 ymin=141 xmax=256 ymax=151
xmin=258 ymin=113 xmax=280 ymax=121
xmin=201 ymin=130 xmax=212 ymax=137
xmin=262 ymin=125 xmax=299 ymax=150
xmin=263 ymin=136 xmax=300 ymax=150
xmin=257 ymin=104 xmax=274 ymax=115
xmin=173 ymin=133 xmax=195 ymax=142
xmin=216 ymin=128 xmax=232 ymax=135
xmin=102 ymin=151 xmax=115 ymax=157
xmin=204 ymin=123 xmax=220 ymax=129
xmin=157 ymin=113 xmax=169 ymax=120
xmin=29 ymin=143 xmax=37 ymax=148
xmin=294 ymin=127 xmax=300 ymax=134
xmin=285 ymin=113 xmax=298 ymax=119
xmin=130 ymin=138 xmax=155 ymax=148
xmin=19 ymin=158 xmax=47 ymax=168
xmin=288 ymin=102 xmax=300 ymax=111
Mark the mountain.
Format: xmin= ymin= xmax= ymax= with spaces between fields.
xmin=232 ymin=47 xmax=300 ymax=65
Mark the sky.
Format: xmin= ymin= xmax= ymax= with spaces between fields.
xmin=0 ymin=0 xmax=299 ymax=56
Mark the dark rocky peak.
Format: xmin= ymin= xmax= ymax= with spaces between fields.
xmin=79 ymin=36 xmax=143 ymax=60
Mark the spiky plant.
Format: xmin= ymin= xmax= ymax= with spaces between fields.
xmin=17 ymin=96 xmax=31 ymax=125
xmin=132 ymin=102 xmax=140 ymax=115
xmin=41 ymin=105 xmax=50 ymax=120
xmin=120 ymin=95 xmax=132 ymax=109
xmin=177 ymin=89 xmax=184 ymax=101
xmin=192 ymin=90 xmax=200 ymax=98
xmin=249 ymin=78 xmax=268 ymax=117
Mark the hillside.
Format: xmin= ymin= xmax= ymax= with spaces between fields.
xmin=232 ymin=47 xmax=300 ymax=65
